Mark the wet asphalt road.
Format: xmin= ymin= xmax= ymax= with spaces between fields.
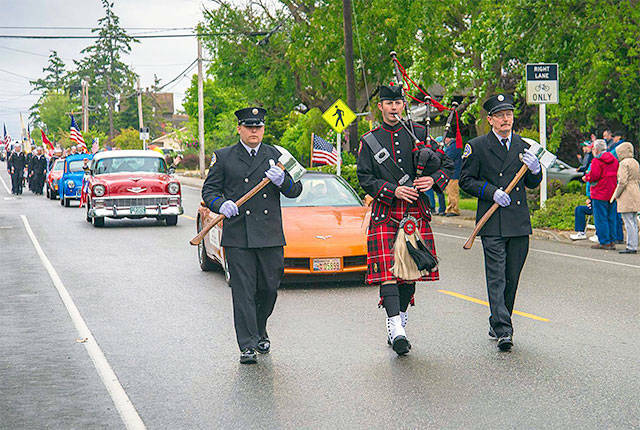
xmin=0 ymin=168 xmax=638 ymax=429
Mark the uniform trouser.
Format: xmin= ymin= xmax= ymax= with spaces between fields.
xmin=621 ymin=212 xmax=639 ymax=250
xmin=481 ymin=235 xmax=529 ymax=337
xmin=225 ymin=246 xmax=284 ymax=351
xmin=11 ymin=172 xmax=23 ymax=194
xmin=445 ymin=179 xmax=460 ymax=215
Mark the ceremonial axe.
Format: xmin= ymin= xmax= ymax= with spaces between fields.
xmin=189 ymin=145 xmax=306 ymax=246
xmin=462 ymin=139 xmax=556 ymax=249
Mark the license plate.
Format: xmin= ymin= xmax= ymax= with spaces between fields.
xmin=312 ymin=258 xmax=341 ymax=272
xmin=130 ymin=206 xmax=146 ymax=215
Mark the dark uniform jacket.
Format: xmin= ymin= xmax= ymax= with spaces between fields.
xmin=202 ymin=142 xmax=303 ymax=248
xmin=459 ymin=131 xmax=542 ymax=237
xmin=33 ymin=155 xmax=47 ymax=177
xmin=357 ymin=121 xmax=452 ymax=226
xmin=9 ymin=152 xmax=26 ymax=172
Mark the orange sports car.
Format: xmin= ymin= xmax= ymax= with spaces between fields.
xmin=196 ymin=171 xmax=370 ymax=284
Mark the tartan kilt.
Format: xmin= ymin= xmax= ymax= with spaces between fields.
xmin=366 ymin=200 xmax=439 ymax=284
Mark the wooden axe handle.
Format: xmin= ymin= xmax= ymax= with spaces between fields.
xmin=462 ymin=163 xmax=529 ymax=250
xmin=189 ymin=162 xmax=284 ymax=246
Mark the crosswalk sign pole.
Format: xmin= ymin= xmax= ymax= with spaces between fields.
xmin=336 ymin=132 xmax=341 ymax=176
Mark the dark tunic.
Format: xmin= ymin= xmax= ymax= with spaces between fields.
xmin=357 ymin=121 xmax=453 ymax=284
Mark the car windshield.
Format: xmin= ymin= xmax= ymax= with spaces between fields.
xmin=93 ymin=156 xmax=167 ymax=174
xmin=281 ymin=175 xmax=362 ymax=207
xmin=67 ymin=160 xmax=88 ymax=172
xmin=52 ymin=160 xmax=63 ymax=171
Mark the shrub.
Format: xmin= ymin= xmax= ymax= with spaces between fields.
xmin=531 ymin=193 xmax=586 ymax=230
xmin=181 ymin=153 xmax=211 ymax=170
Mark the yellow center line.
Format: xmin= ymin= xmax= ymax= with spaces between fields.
xmin=437 ymin=289 xmax=550 ymax=322
xmin=181 ymin=214 xmax=196 ymax=220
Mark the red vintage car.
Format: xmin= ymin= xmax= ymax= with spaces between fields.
xmin=45 ymin=158 xmax=64 ymax=200
xmin=81 ymin=150 xmax=183 ymax=227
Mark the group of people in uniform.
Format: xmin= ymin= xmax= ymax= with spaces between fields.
xmin=203 ymin=87 xmax=543 ymax=363
xmin=6 ymin=144 xmax=73 ymax=196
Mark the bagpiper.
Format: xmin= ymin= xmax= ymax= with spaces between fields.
xmin=357 ymin=85 xmax=453 ymax=355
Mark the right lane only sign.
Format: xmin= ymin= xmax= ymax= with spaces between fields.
xmin=526 ymin=63 xmax=559 ymax=104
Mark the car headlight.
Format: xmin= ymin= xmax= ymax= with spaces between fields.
xmin=168 ymin=182 xmax=180 ymax=195
xmin=67 ymin=180 xmax=75 ymax=188
xmin=93 ymin=184 xmax=105 ymax=197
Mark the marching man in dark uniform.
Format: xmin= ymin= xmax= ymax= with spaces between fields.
xmin=357 ymin=85 xmax=452 ymax=356
xmin=459 ymin=94 xmax=542 ymax=351
xmin=8 ymin=143 xmax=26 ymax=195
xmin=31 ymin=147 xmax=48 ymax=195
xmin=202 ymin=107 xmax=303 ymax=364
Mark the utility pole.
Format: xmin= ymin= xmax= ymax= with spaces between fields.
xmin=136 ymin=77 xmax=146 ymax=150
xmin=197 ymin=37 xmax=205 ymax=179
xmin=342 ymin=0 xmax=357 ymax=153
xmin=107 ymin=76 xmax=114 ymax=141
xmin=81 ymin=80 xmax=89 ymax=132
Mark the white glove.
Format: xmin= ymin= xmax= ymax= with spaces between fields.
xmin=493 ymin=189 xmax=511 ymax=207
xmin=265 ymin=159 xmax=285 ymax=187
xmin=522 ymin=149 xmax=541 ymax=174
xmin=219 ymin=200 xmax=239 ymax=218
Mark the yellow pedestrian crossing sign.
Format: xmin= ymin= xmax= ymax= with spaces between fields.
xmin=322 ymin=99 xmax=356 ymax=133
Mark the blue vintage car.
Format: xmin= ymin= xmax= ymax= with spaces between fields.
xmin=59 ymin=153 xmax=93 ymax=207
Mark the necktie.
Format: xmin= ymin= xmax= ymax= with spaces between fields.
xmin=250 ymin=149 xmax=256 ymax=157
xmin=501 ymin=138 xmax=509 ymax=150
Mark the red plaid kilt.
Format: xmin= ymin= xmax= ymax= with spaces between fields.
xmin=366 ymin=200 xmax=439 ymax=284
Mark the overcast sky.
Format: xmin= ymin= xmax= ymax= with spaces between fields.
xmin=0 ymin=0 xmax=206 ymax=139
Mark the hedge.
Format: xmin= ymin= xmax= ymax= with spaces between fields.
xmin=531 ymin=193 xmax=587 ymax=230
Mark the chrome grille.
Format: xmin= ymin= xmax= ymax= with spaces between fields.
xmin=106 ymin=196 xmax=171 ymax=207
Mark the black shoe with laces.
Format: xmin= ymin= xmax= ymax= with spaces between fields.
xmin=239 ymin=348 xmax=257 ymax=364
xmin=257 ymin=337 xmax=270 ymax=354
xmin=488 ymin=326 xmax=498 ymax=340
xmin=497 ymin=335 xmax=513 ymax=351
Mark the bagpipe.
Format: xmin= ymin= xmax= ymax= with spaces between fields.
xmin=387 ymin=51 xmax=459 ymax=179
xmin=386 ymin=51 xmax=462 ymax=279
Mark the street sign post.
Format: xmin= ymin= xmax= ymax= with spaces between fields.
xmin=322 ymin=99 xmax=356 ymax=176
xmin=526 ymin=63 xmax=559 ymax=208
xmin=139 ymin=127 xmax=150 ymax=150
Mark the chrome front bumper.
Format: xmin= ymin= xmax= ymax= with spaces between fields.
xmin=89 ymin=195 xmax=183 ymax=218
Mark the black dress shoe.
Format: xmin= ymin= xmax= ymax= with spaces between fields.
xmin=619 ymin=249 xmax=637 ymax=254
xmin=256 ymin=337 xmax=270 ymax=354
xmin=497 ymin=335 xmax=513 ymax=351
xmin=392 ymin=335 xmax=410 ymax=356
xmin=488 ymin=326 xmax=498 ymax=340
xmin=239 ymin=348 xmax=257 ymax=364
xmin=445 ymin=213 xmax=460 ymax=217
xmin=435 ymin=212 xmax=445 ymax=216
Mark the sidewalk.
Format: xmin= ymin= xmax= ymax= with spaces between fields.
xmin=176 ymin=173 xmax=597 ymax=248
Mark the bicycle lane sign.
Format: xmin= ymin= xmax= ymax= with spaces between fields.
xmin=526 ymin=63 xmax=559 ymax=104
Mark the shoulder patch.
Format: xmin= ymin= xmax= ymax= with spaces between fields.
xmin=209 ymin=152 xmax=217 ymax=167
xmin=462 ymin=143 xmax=472 ymax=159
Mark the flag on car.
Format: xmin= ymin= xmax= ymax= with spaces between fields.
xmin=41 ymin=129 xmax=54 ymax=151
xmin=91 ymin=138 xmax=99 ymax=154
xmin=311 ymin=133 xmax=339 ymax=166
xmin=69 ymin=115 xmax=86 ymax=151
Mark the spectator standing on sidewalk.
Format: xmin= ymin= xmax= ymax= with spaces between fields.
xmin=577 ymin=141 xmax=593 ymax=173
xmin=443 ymin=130 xmax=462 ymax=217
xmin=610 ymin=142 xmax=640 ymax=254
xmin=582 ymin=139 xmax=619 ymax=250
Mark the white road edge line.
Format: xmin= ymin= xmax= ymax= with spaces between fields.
xmin=435 ymin=231 xmax=640 ymax=270
xmin=0 ymin=173 xmax=11 ymax=194
xmin=20 ymin=215 xmax=146 ymax=430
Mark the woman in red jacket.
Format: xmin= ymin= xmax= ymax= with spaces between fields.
xmin=583 ymin=139 xmax=619 ymax=249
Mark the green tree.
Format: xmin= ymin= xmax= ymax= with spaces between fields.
xmin=112 ymin=128 xmax=143 ymax=150
xmin=73 ymin=0 xmax=138 ymax=140
xmin=32 ymin=92 xmax=78 ymax=141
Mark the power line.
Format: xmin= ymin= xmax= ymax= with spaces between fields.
xmin=0 ymin=26 xmax=195 ymax=30
xmin=0 ymin=45 xmax=74 ymax=60
xmin=0 ymin=32 xmax=268 ymax=40
xmin=156 ymin=59 xmax=198 ymax=91
xmin=0 ymin=68 xmax=36 ymax=80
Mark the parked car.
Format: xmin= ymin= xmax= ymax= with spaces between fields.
xmin=196 ymin=171 xmax=369 ymax=284
xmin=521 ymin=137 xmax=583 ymax=185
xmin=81 ymin=150 xmax=183 ymax=227
xmin=59 ymin=153 xmax=93 ymax=207
xmin=46 ymin=158 xmax=64 ymax=200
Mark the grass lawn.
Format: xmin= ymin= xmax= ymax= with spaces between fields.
xmin=459 ymin=198 xmax=478 ymax=211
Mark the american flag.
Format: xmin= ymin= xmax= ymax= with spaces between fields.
xmin=2 ymin=123 xmax=9 ymax=145
xmin=311 ymin=134 xmax=339 ymax=165
xmin=69 ymin=115 xmax=86 ymax=151
xmin=91 ymin=138 xmax=99 ymax=154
